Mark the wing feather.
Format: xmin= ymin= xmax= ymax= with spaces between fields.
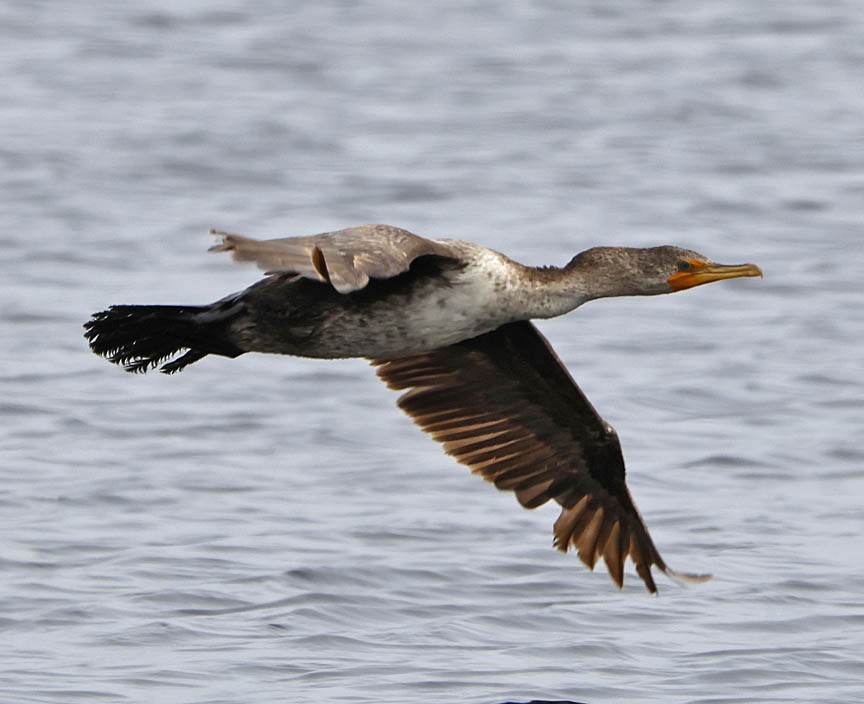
xmin=372 ymin=320 xmax=710 ymax=593
xmin=210 ymin=224 xmax=459 ymax=293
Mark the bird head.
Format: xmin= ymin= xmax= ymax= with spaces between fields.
xmin=567 ymin=245 xmax=762 ymax=298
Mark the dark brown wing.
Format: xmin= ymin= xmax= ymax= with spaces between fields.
xmin=372 ymin=321 xmax=709 ymax=593
xmin=210 ymin=224 xmax=459 ymax=294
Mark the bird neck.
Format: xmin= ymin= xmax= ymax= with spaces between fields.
xmin=511 ymin=265 xmax=595 ymax=319
xmin=515 ymin=252 xmax=658 ymax=319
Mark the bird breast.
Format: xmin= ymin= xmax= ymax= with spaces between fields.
xmin=351 ymin=262 xmax=525 ymax=357
xmin=300 ymin=249 xmax=529 ymax=359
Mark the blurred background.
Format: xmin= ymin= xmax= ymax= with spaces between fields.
xmin=1 ymin=1 xmax=862 ymax=703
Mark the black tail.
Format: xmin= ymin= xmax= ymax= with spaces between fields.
xmin=84 ymin=301 xmax=245 ymax=374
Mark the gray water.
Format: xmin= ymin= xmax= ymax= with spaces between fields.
xmin=2 ymin=2 xmax=863 ymax=702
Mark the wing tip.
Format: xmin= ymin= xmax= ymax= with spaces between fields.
xmin=664 ymin=567 xmax=714 ymax=585
xmin=208 ymin=228 xmax=236 ymax=253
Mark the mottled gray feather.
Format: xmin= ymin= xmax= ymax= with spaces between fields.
xmin=210 ymin=224 xmax=459 ymax=293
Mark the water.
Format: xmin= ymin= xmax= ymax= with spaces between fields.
xmin=2 ymin=1 xmax=863 ymax=702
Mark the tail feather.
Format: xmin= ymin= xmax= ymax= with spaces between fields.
xmin=84 ymin=303 xmax=244 ymax=374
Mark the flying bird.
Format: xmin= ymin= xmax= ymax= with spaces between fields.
xmin=84 ymin=224 xmax=761 ymax=592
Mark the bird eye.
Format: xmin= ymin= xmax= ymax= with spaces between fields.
xmin=677 ymin=260 xmax=692 ymax=272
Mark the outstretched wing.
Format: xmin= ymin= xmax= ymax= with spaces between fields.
xmin=372 ymin=321 xmax=709 ymax=593
xmin=210 ymin=224 xmax=458 ymax=294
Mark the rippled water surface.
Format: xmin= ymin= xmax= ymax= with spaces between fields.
xmin=2 ymin=2 xmax=863 ymax=703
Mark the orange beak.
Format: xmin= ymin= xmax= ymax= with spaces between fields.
xmin=669 ymin=261 xmax=763 ymax=292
